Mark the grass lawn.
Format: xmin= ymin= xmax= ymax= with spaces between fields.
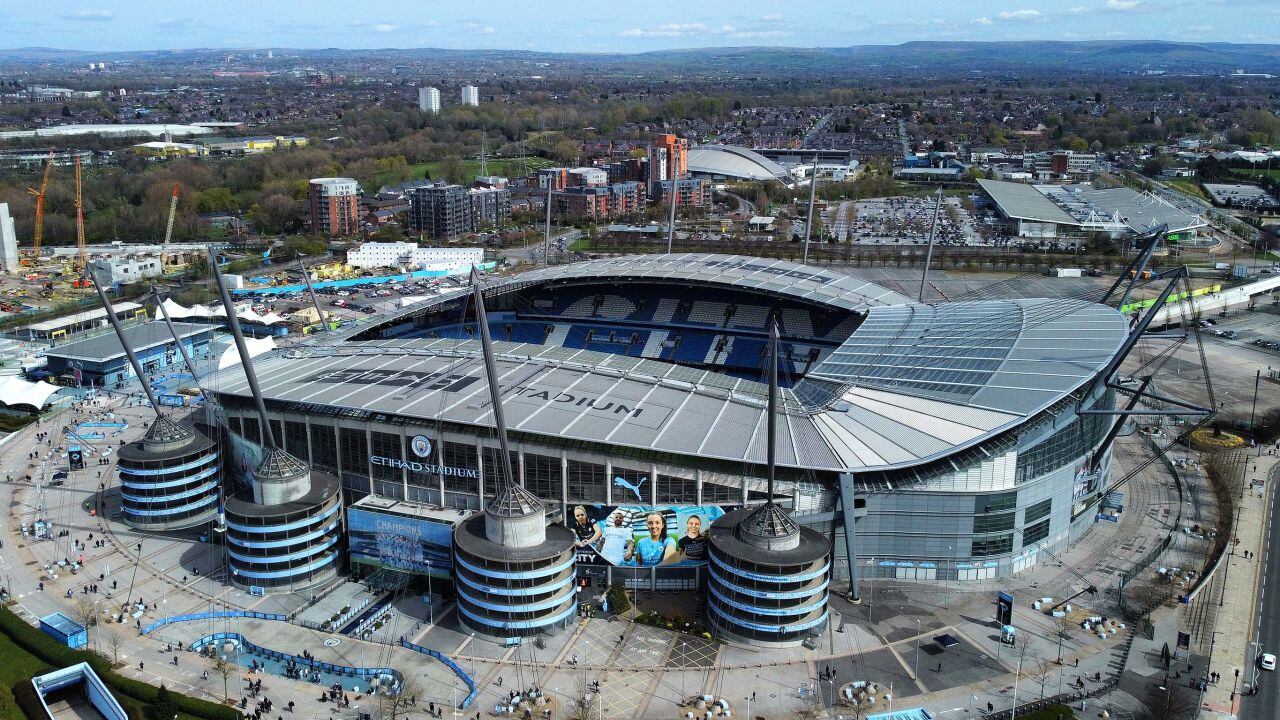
xmin=1166 ymin=178 xmax=1209 ymax=200
xmin=0 ymin=631 xmax=51 ymax=720
xmin=568 ymin=236 xmax=594 ymax=252
xmin=1228 ymin=167 xmax=1280 ymax=181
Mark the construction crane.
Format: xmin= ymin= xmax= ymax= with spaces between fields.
xmin=24 ymin=148 xmax=54 ymax=266
xmin=162 ymin=183 xmax=180 ymax=248
xmin=73 ymin=157 xmax=87 ymax=283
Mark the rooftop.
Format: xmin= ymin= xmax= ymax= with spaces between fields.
xmin=45 ymin=321 xmax=210 ymax=364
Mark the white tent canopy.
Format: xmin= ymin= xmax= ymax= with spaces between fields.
xmin=159 ymin=299 xmax=286 ymax=325
xmin=0 ymin=376 xmax=62 ymax=410
xmin=216 ymin=336 xmax=276 ymax=370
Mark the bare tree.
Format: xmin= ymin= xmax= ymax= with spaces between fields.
xmin=1054 ymin=616 xmax=1073 ymax=664
xmin=377 ymin=674 xmax=420 ymax=720
xmin=73 ymin=598 xmax=96 ymax=631
xmin=565 ymin=677 xmax=598 ymax=720
xmin=211 ymin=654 xmax=234 ymax=702
xmin=106 ymin=632 xmax=123 ymax=666
xmin=1027 ymin=658 xmax=1054 ymax=699
xmin=1134 ymin=681 xmax=1199 ymax=720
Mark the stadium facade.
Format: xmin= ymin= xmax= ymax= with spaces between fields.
xmin=207 ymin=254 xmax=1131 ymax=594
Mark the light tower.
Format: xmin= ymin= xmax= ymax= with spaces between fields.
xmin=451 ymin=269 xmax=577 ymax=638
xmin=89 ymin=265 xmax=220 ymax=531
xmin=208 ymin=248 xmax=343 ymax=593
xmin=706 ymin=319 xmax=832 ymax=647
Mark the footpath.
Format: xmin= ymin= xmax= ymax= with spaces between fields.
xmin=1200 ymin=449 xmax=1277 ymax=719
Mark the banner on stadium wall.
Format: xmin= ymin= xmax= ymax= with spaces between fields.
xmin=227 ymin=430 xmax=266 ymax=489
xmin=347 ymin=507 xmax=454 ymax=577
xmin=564 ymin=504 xmax=732 ymax=567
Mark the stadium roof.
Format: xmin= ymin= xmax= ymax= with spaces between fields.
xmin=979 ymin=178 xmax=1206 ymax=234
xmin=688 ymin=145 xmax=789 ymax=181
xmin=45 ymin=321 xmax=210 ymax=364
xmin=977 ymin=179 xmax=1076 ymax=225
xmin=213 ymin=253 xmax=1129 ymax=472
xmin=493 ymin=254 xmax=912 ymax=312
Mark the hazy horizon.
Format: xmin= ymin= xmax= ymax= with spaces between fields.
xmin=1 ymin=0 xmax=1274 ymax=54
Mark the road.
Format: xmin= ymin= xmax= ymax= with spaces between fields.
xmin=1240 ymin=461 xmax=1280 ymax=720
xmin=504 ymin=228 xmax=580 ymax=264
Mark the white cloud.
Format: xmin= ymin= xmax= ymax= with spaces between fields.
xmin=972 ymin=16 xmax=994 ymax=25
xmin=621 ymin=22 xmax=785 ymax=39
xmin=61 ymin=9 xmax=113 ymax=21
xmin=1068 ymin=6 xmax=1090 ymax=14
xmin=463 ymin=21 xmax=496 ymax=34
xmin=373 ymin=24 xmax=398 ymax=33
xmin=621 ymin=23 xmax=710 ymax=37
xmin=761 ymin=14 xmax=784 ymax=22
xmin=997 ymin=9 xmax=1042 ymax=19
xmin=1106 ymin=0 xmax=1141 ymax=8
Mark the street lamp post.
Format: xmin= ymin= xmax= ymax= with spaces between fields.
xmin=913 ymin=617 xmax=922 ymax=679
xmin=425 ymin=560 xmax=434 ymax=626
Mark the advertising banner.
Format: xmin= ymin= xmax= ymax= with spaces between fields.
xmin=348 ymin=507 xmax=453 ymax=577
xmin=227 ymin=430 xmax=266 ymax=489
xmin=565 ymin=504 xmax=730 ymax=567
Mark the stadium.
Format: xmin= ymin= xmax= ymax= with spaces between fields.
xmin=207 ymin=253 xmax=1132 ymax=597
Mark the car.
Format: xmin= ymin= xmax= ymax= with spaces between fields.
xmin=1262 ymin=653 xmax=1277 ymax=671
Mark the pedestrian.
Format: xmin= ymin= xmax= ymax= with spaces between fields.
xmin=139 ymin=661 xmax=144 ymax=671
xmin=1074 ymin=658 xmax=1079 ymax=668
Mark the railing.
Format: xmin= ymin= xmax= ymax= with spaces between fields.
xmin=141 ymin=610 xmax=287 ymax=636
xmin=399 ymin=640 xmax=478 ymax=710
xmin=190 ymin=631 xmax=399 ymax=685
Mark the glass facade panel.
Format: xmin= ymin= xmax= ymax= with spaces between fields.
xmin=1023 ymin=518 xmax=1051 ymax=545
xmin=973 ymin=511 xmax=1016 ymax=534
xmin=482 ymin=447 xmax=519 ymax=497
xmin=309 ymin=423 xmax=337 ymax=471
xmin=567 ymin=460 xmax=605 ymax=502
xmin=370 ymin=432 xmax=402 ymax=482
xmin=340 ymin=428 xmax=368 ymax=476
xmin=242 ymin=417 xmax=261 ymax=445
xmin=657 ymin=473 xmax=697 ymax=504
xmin=702 ymin=477 xmax=739 ymax=503
xmin=524 ymin=453 xmax=561 ymax=500
xmin=980 ymin=492 xmax=1018 ymax=513
xmin=444 ymin=442 xmax=479 ymax=494
xmin=972 ymin=533 xmax=1014 ymax=557
xmin=284 ymin=421 xmax=309 ymax=461
xmin=1025 ymin=498 xmax=1053 ymax=523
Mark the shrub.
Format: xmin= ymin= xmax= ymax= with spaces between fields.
xmin=0 ymin=608 xmax=239 ymax=720
xmin=10 ymin=680 xmax=44 ymax=720
xmin=604 ymin=584 xmax=630 ymax=615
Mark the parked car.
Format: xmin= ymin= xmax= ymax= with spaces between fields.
xmin=1261 ymin=653 xmax=1276 ymax=671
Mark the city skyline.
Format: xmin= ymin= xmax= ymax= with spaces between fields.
xmin=2 ymin=0 xmax=1274 ymax=53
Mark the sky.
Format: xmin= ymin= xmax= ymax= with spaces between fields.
xmin=5 ymin=0 xmax=1275 ymax=52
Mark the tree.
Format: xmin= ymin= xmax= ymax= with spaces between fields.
xmin=605 ymin=583 xmax=631 ymax=615
xmin=1054 ymin=616 xmax=1073 ymax=664
xmin=107 ymin=631 xmax=123 ymax=666
xmin=73 ymin=599 xmax=96 ymax=636
xmin=376 ymin=674 xmax=420 ymax=720
xmin=1134 ymin=681 xmax=1199 ymax=720
xmin=212 ymin=654 xmax=235 ymax=702
xmin=0 ymin=684 xmax=14 ymax=719
xmin=147 ymin=684 xmax=178 ymax=720
xmin=565 ymin=677 xmax=598 ymax=720
xmin=1027 ymin=657 xmax=1054 ymax=699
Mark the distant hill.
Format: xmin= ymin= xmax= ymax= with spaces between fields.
xmin=1 ymin=40 xmax=1278 ymax=76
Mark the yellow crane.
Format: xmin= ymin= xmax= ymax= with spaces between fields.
xmin=24 ymin=148 xmax=54 ymax=266
xmin=163 ymin=183 xmax=180 ymax=247
xmin=74 ymin=156 xmax=87 ymax=282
